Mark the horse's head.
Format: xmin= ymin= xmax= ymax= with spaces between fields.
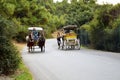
xmin=26 ymin=36 xmax=29 ymax=41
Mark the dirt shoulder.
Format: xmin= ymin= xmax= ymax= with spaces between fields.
xmin=51 ymin=31 xmax=58 ymax=38
xmin=0 ymin=76 xmax=13 ymax=80
xmin=12 ymin=41 xmax=26 ymax=52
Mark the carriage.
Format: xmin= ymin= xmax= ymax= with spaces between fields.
xmin=60 ymin=25 xmax=80 ymax=50
xmin=26 ymin=27 xmax=45 ymax=52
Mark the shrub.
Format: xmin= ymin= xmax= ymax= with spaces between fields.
xmin=0 ymin=16 xmax=17 ymax=39
xmin=80 ymin=24 xmax=91 ymax=46
xmin=15 ymin=31 xmax=27 ymax=42
xmin=0 ymin=36 xmax=21 ymax=75
xmin=89 ymin=4 xmax=120 ymax=52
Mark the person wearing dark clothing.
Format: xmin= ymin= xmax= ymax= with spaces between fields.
xmin=57 ymin=32 xmax=61 ymax=49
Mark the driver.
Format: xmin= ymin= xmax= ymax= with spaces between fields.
xmin=32 ymin=28 xmax=39 ymax=44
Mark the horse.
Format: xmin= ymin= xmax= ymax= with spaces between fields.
xmin=38 ymin=33 xmax=45 ymax=52
xmin=26 ymin=35 xmax=34 ymax=52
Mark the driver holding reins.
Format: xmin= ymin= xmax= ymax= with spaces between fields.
xmin=32 ymin=28 xmax=39 ymax=45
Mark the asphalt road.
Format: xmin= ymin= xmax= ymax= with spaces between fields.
xmin=22 ymin=39 xmax=120 ymax=80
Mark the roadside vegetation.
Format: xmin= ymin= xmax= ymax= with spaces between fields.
xmin=0 ymin=0 xmax=120 ymax=79
xmin=12 ymin=41 xmax=32 ymax=80
xmin=0 ymin=16 xmax=32 ymax=79
xmin=12 ymin=62 xmax=33 ymax=80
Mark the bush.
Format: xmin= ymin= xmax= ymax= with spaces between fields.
xmin=0 ymin=36 xmax=21 ymax=75
xmin=80 ymin=24 xmax=91 ymax=46
xmin=103 ymin=27 xmax=120 ymax=52
xmin=89 ymin=4 xmax=120 ymax=52
xmin=0 ymin=16 xmax=17 ymax=39
xmin=113 ymin=27 xmax=120 ymax=52
xmin=15 ymin=31 xmax=28 ymax=42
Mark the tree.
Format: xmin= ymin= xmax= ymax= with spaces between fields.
xmin=89 ymin=4 xmax=120 ymax=52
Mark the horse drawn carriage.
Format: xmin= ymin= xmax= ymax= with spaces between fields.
xmin=26 ymin=27 xmax=45 ymax=52
xmin=60 ymin=25 xmax=80 ymax=50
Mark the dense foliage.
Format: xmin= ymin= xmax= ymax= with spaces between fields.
xmin=89 ymin=4 xmax=120 ymax=52
xmin=0 ymin=16 xmax=17 ymax=39
xmin=0 ymin=16 xmax=21 ymax=75
xmin=0 ymin=36 xmax=21 ymax=75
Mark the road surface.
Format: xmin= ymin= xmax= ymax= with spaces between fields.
xmin=22 ymin=39 xmax=120 ymax=80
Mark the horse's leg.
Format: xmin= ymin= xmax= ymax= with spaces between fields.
xmin=31 ymin=46 xmax=33 ymax=52
xmin=33 ymin=46 xmax=34 ymax=51
xmin=29 ymin=46 xmax=32 ymax=52
xmin=42 ymin=41 xmax=45 ymax=52
xmin=32 ymin=42 xmax=34 ymax=51
xmin=43 ymin=42 xmax=45 ymax=52
xmin=30 ymin=46 xmax=32 ymax=51
xmin=31 ymin=46 xmax=34 ymax=51
xmin=43 ymin=45 xmax=45 ymax=52
xmin=40 ymin=46 xmax=43 ymax=52
xmin=28 ymin=47 xmax=30 ymax=52
xmin=31 ymin=46 xmax=32 ymax=51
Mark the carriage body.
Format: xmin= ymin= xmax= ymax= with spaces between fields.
xmin=61 ymin=25 xmax=80 ymax=50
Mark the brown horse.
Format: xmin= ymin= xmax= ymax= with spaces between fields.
xmin=26 ymin=34 xmax=34 ymax=52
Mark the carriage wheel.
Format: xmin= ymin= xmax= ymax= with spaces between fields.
xmin=77 ymin=41 xmax=80 ymax=50
xmin=63 ymin=40 xmax=68 ymax=50
xmin=43 ymin=45 xmax=45 ymax=52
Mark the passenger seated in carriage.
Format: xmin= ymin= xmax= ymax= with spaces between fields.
xmin=32 ymin=28 xmax=39 ymax=45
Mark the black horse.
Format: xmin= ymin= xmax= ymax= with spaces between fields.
xmin=38 ymin=36 xmax=45 ymax=52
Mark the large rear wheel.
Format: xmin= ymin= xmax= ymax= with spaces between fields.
xmin=63 ymin=40 xmax=67 ymax=50
xmin=76 ymin=39 xmax=80 ymax=50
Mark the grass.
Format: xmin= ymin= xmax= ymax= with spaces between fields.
xmin=12 ymin=41 xmax=33 ymax=80
xmin=12 ymin=63 xmax=33 ymax=80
